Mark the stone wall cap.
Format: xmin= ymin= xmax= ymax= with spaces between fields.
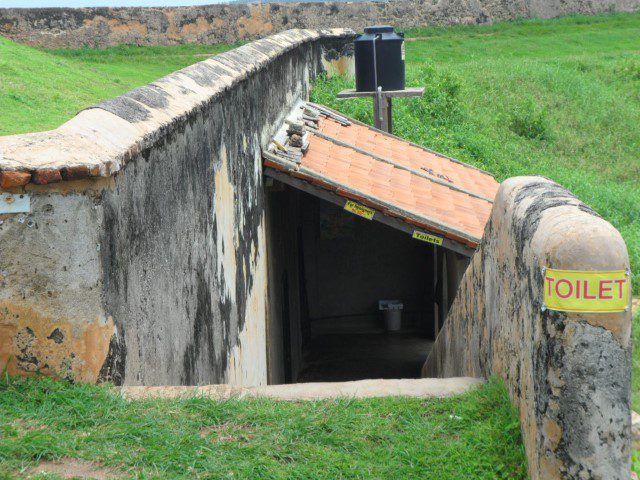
xmin=497 ymin=176 xmax=629 ymax=270
xmin=0 ymin=28 xmax=355 ymax=186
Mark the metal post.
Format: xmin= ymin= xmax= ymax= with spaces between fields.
xmin=374 ymin=94 xmax=393 ymax=133
xmin=337 ymin=87 xmax=425 ymax=135
xmin=385 ymin=97 xmax=393 ymax=134
xmin=373 ymin=93 xmax=382 ymax=130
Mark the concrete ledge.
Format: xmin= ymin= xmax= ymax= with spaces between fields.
xmin=121 ymin=377 xmax=485 ymax=401
xmin=423 ymin=176 xmax=632 ymax=480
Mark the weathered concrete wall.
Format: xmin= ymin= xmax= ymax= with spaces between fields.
xmin=1 ymin=0 xmax=639 ymax=49
xmin=0 ymin=182 xmax=115 ymax=383
xmin=423 ymin=176 xmax=632 ymax=479
xmin=0 ymin=29 xmax=354 ymax=386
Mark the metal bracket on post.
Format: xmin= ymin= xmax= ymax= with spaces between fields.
xmin=337 ymin=87 xmax=425 ymax=134
xmin=376 ymin=86 xmax=383 ymax=129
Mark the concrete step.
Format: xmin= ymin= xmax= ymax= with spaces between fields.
xmin=121 ymin=377 xmax=485 ymax=401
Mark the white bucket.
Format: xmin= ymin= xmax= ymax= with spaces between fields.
xmin=379 ymin=300 xmax=403 ymax=331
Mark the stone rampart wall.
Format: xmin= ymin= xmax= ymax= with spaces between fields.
xmin=0 ymin=29 xmax=354 ymax=386
xmin=423 ymin=176 xmax=632 ymax=479
xmin=1 ymin=0 xmax=639 ymax=49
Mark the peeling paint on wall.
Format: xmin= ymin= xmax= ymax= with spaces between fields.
xmin=227 ymin=222 xmax=268 ymax=386
xmin=0 ymin=191 xmax=110 ymax=382
xmin=237 ymin=5 xmax=274 ymax=39
xmin=214 ymin=147 xmax=238 ymax=304
xmin=0 ymin=303 xmax=114 ymax=383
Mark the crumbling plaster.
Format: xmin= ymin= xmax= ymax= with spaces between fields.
xmin=423 ymin=176 xmax=632 ymax=480
xmin=0 ymin=191 xmax=112 ymax=383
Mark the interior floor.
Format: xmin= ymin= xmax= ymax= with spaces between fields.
xmin=298 ymin=322 xmax=433 ymax=382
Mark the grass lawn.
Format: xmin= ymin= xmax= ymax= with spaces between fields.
xmin=0 ymin=40 xmax=237 ymax=136
xmin=0 ymin=377 xmax=526 ymax=479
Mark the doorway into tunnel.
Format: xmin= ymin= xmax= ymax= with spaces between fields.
xmin=265 ymin=181 xmax=470 ymax=385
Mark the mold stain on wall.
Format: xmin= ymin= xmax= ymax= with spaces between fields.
xmin=215 ymin=137 xmax=268 ymax=387
xmin=1 ymin=32 xmax=346 ymax=388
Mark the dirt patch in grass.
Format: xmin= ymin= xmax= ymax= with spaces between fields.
xmin=199 ymin=422 xmax=232 ymax=438
xmin=27 ymin=458 xmax=121 ymax=479
xmin=199 ymin=423 xmax=254 ymax=443
xmin=11 ymin=419 xmax=47 ymax=432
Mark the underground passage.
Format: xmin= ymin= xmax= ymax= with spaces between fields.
xmin=266 ymin=184 xmax=469 ymax=383
xmin=263 ymin=102 xmax=496 ymax=385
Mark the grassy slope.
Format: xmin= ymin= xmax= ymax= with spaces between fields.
xmin=0 ymin=377 xmax=526 ymax=480
xmin=311 ymin=13 xmax=640 ymax=295
xmin=0 ymin=40 xmax=236 ymax=136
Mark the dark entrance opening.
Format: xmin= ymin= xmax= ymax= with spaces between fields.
xmin=265 ymin=182 xmax=469 ymax=384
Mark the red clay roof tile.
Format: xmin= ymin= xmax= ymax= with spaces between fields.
xmin=264 ymin=105 xmax=500 ymax=248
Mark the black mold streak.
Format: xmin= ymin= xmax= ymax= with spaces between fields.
xmin=47 ymin=327 xmax=64 ymax=344
xmin=16 ymin=326 xmax=38 ymax=369
xmin=97 ymin=40 xmax=331 ymax=385
xmin=124 ymin=85 xmax=170 ymax=110
xmin=96 ymin=96 xmax=150 ymax=123
xmin=98 ymin=331 xmax=127 ymax=385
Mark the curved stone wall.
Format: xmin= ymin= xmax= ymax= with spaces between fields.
xmin=0 ymin=29 xmax=354 ymax=386
xmin=423 ymin=176 xmax=632 ymax=479
xmin=1 ymin=0 xmax=639 ymax=49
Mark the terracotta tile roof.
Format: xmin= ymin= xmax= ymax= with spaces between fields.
xmin=316 ymin=117 xmax=498 ymax=201
xmin=263 ymin=102 xmax=500 ymax=250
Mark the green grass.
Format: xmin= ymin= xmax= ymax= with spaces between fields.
xmin=632 ymin=309 xmax=640 ymax=412
xmin=310 ymin=13 xmax=640 ymax=294
xmin=0 ymin=376 xmax=526 ymax=479
xmin=633 ymin=309 xmax=640 ymax=475
xmin=0 ymin=40 xmax=237 ymax=136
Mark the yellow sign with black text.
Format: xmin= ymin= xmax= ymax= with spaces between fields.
xmin=344 ymin=200 xmax=375 ymax=220
xmin=412 ymin=230 xmax=444 ymax=246
xmin=543 ymin=268 xmax=630 ymax=313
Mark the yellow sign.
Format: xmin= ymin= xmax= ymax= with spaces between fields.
xmin=344 ymin=200 xmax=375 ymax=220
xmin=412 ymin=230 xmax=443 ymax=246
xmin=543 ymin=268 xmax=630 ymax=313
